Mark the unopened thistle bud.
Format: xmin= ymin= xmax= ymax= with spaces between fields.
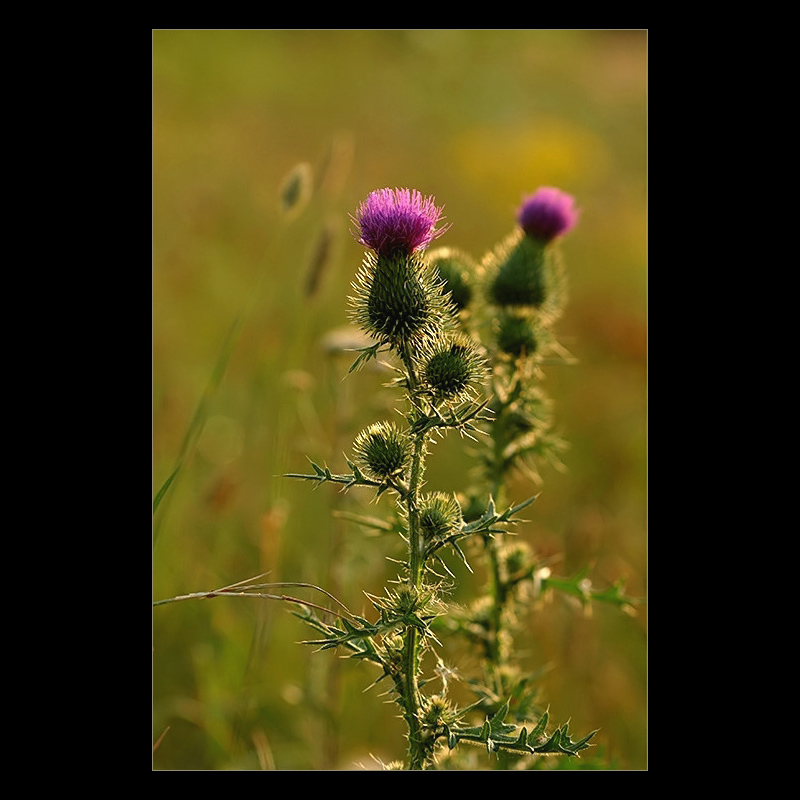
xmin=495 ymin=310 xmax=541 ymax=358
xmin=350 ymin=188 xmax=454 ymax=349
xmin=500 ymin=541 xmax=534 ymax=583
xmin=501 ymin=384 xmax=553 ymax=439
xmin=352 ymin=421 xmax=412 ymax=482
xmin=420 ymin=694 xmax=458 ymax=730
xmin=416 ymin=492 xmax=463 ymax=542
xmin=418 ymin=331 xmax=487 ymax=405
xmin=426 ymin=247 xmax=476 ymax=313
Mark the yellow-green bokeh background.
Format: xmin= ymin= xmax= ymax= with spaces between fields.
xmin=153 ymin=29 xmax=646 ymax=770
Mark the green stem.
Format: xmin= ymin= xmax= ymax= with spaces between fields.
xmin=484 ymin=487 xmax=506 ymax=682
xmin=399 ymin=343 xmax=430 ymax=769
xmin=483 ymin=378 xmax=513 ymax=686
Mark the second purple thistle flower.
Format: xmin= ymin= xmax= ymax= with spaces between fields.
xmin=517 ymin=187 xmax=579 ymax=243
xmin=353 ymin=188 xmax=449 ymax=256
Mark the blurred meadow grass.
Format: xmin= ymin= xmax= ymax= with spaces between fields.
xmin=152 ymin=29 xmax=647 ymax=770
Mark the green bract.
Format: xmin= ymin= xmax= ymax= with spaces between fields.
xmin=350 ymin=251 xmax=452 ymax=350
xmin=485 ymin=229 xmax=566 ymax=323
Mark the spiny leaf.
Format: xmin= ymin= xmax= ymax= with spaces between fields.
xmin=443 ymin=701 xmax=595 ymax=758
xmin=460 ymin=493 xmax=537 ymax=536
xmin=282 ymin=461 xmax=384 ymax=492
xmin=503 ymin=494 xmax=537 ymax=519
xmin=530 ymin=710 xmax=549 ymax=741
xmin=348 ymin=342 xmax=383 ymax=373
xmin=447 ymin=728 xmax=459 ymax=750
xmin=541 ymin=570 xmax=640 ymax=612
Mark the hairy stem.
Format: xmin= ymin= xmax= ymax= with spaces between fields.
xmin=483 ymin=378 xmax=514 ymax=683
xmin=399 ymin=343 xmax=430 ymax=769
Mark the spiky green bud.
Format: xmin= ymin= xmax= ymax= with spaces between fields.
xmin=416 ymin=491 xmax=463 ymax=541
xmin=499 ymin=541 xmax=534 ymax=583
xmin=486 ymin=229 xmax=565 ymax=320
xmin=349 ymin=251 xmax=452 ymax=350
xmin=418 ymin=331 xmax=487 ymax=405
xmin=426 ymin=246 xmax=476 ymax=313
xmin=420 ymin=694 xmax=458 ymax=730
xmin=495 ymin=310 xmax=540 ymax=358
xmin=351 ymin=421 xmax=412 ymax=482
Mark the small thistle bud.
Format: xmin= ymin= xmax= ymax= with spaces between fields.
xmin=421 ymin=695 xmax=458 ymax=730
xmin=500 ymin=406 xmax=540 ymax=439
xmin=352 ymin=421 xmax=412 ymax=482
xmin=495 ymin=310 xmax=540 ymax=358
xmin=352 ymin=187 xmax=448 ymax=257
xmin=500 ymin=541 xmax=534 ymax=583
xmin=418 ymin=331 xmax=487 ymax=405
xmin=517 ymin=187 xmax=579 ymax=244
xmin=426 ymin=247 xmax=476 ymax=313
xmin=416 ymin=492 xmax=463 ymax=541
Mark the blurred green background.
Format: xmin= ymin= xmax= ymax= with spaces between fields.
xmin=152 ymin=29 xmax=646 ymax=770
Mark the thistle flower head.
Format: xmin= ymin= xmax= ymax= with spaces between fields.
xmin=500 ymin=541 xmax=535 ymax=583
xmin=517 ymin=187 xmax=579 ymax=243
xmin=353 ymin=188 xmax=448 ymax=256
xmin=352 ymin=421 xmax=412 ymax=482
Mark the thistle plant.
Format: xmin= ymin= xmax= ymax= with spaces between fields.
xmin=155 ymin=184 xmax=640 ymax=770
xmin=284 ymin=187 xmax=604 ymax=769
xmin=428 ymin=188 xmax=638 ymax=769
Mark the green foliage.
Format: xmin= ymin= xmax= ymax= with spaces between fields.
xmin=445 ymin=699 xmax=596 ymax=758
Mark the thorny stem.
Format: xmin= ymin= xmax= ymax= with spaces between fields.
xmin=483 ymin=374 xmax=515 ymax=689
xmin=399 ymin=342 xmax=430 ymax=770
xmin=483 ymin=480 xmax=506 ymax=686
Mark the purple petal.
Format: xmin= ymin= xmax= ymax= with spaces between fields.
xmin=353 ymin=188 xmax=448 ymax=255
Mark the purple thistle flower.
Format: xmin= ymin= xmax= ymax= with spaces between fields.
xmin=517 ymin=187 xmax=579 ymax=243
xmin=353 ymin=188 xmax=449 ymax=256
